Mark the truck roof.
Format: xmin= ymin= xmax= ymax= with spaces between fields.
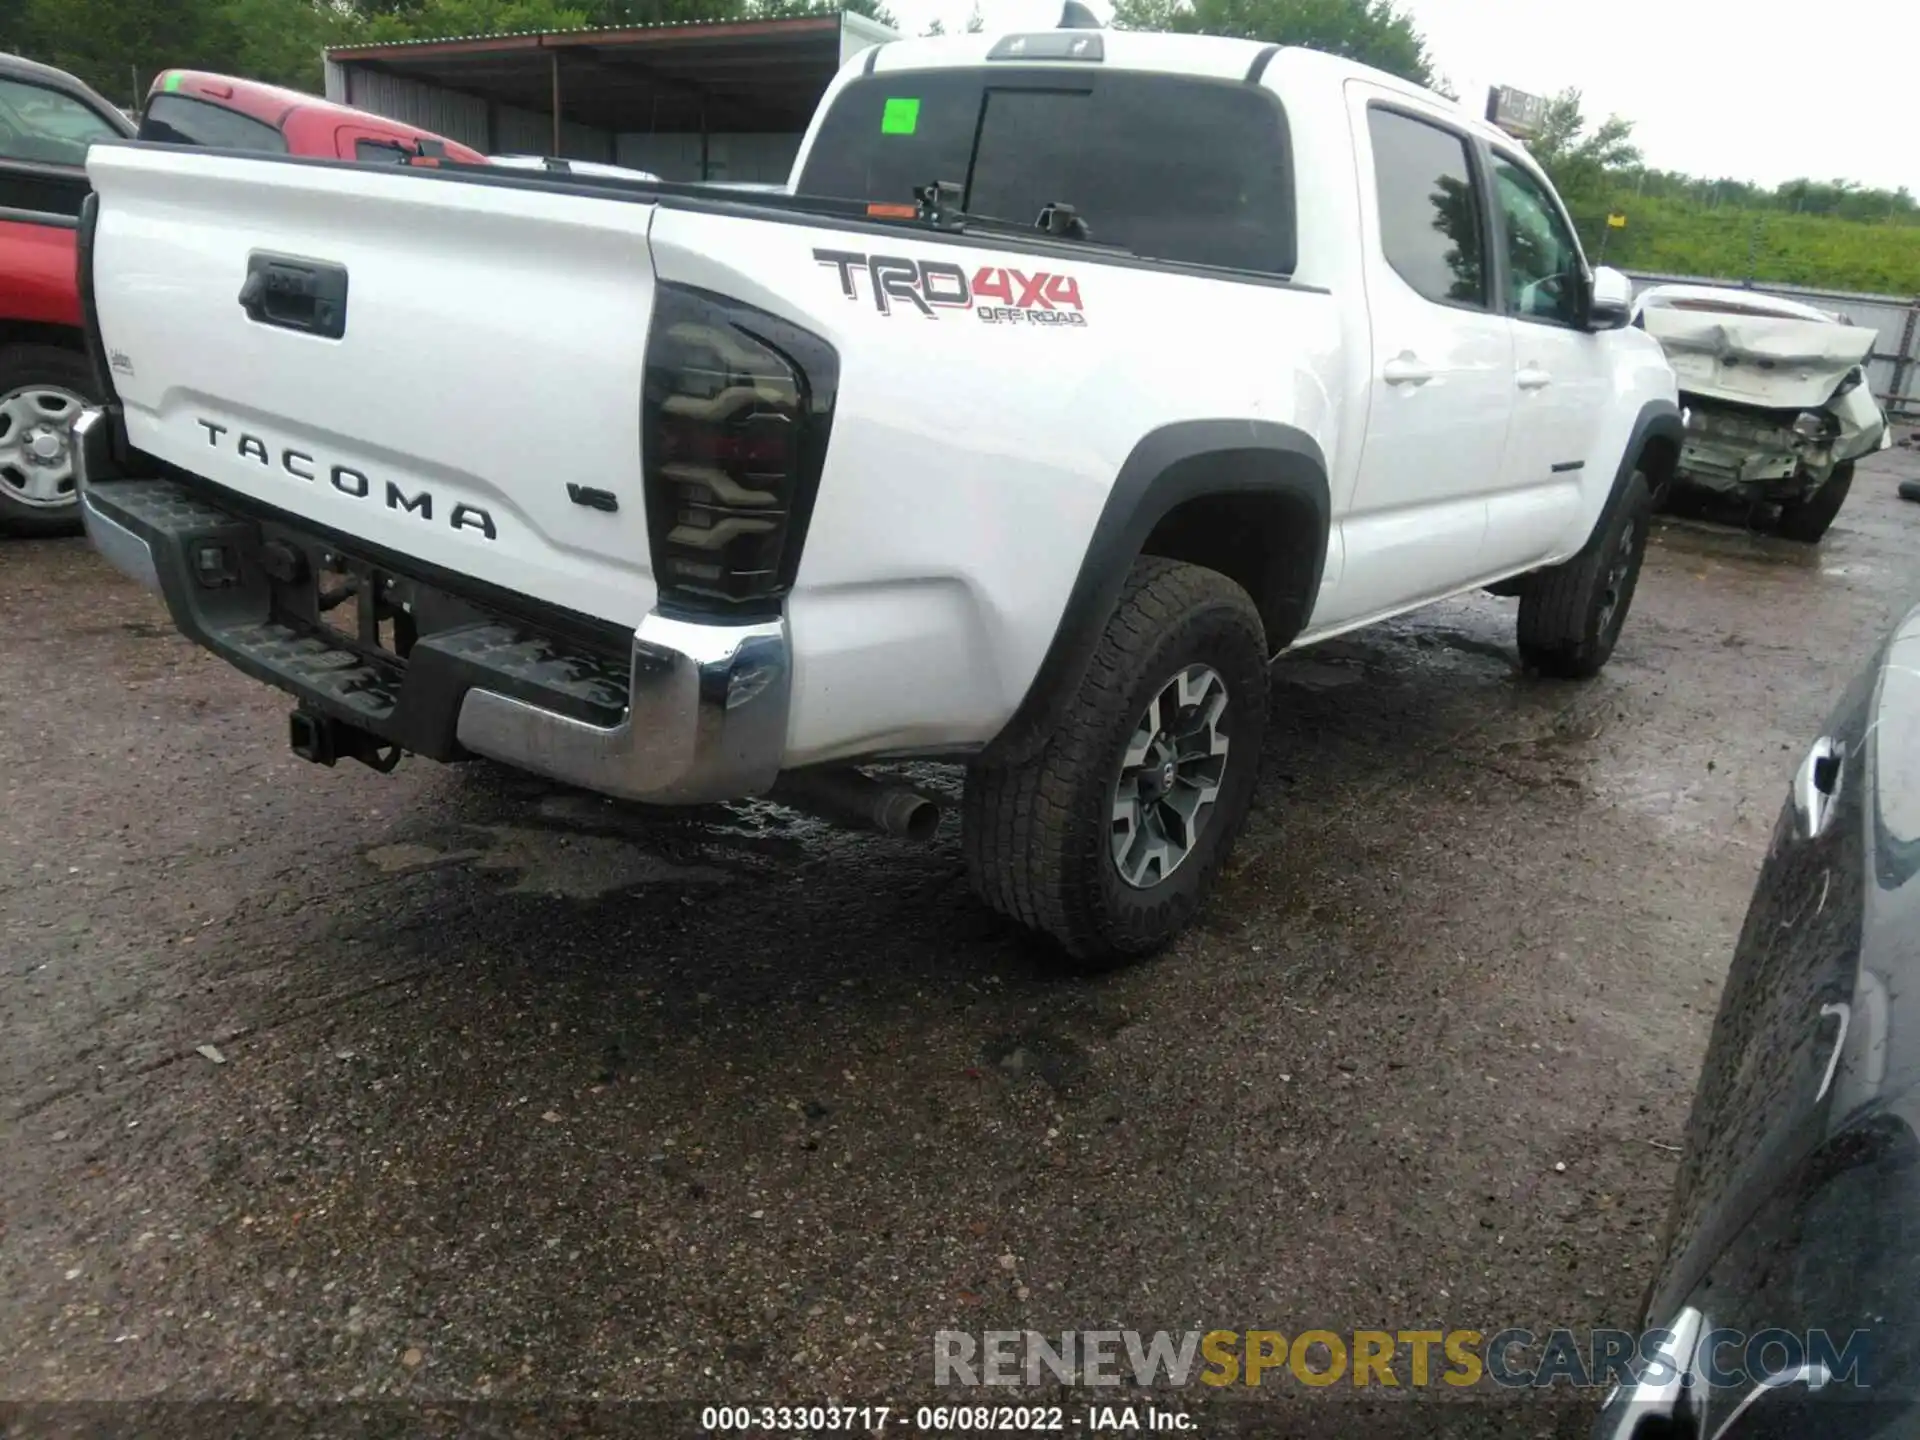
xmin=0 ymin=51 xmax=137 ymax=135
xmin=148 ymin=69 xmax=464 ymax=146
xmin=865 ymin=30 xmax=1499 ymax=144
xmin=1 ymin=50 xmax=104 ymax=92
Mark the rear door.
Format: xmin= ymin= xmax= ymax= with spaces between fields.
xmin=1482 ymin=148 xmax=1609 ymax=572
xmin=0 ymin=72 xmax=128 ymax=335
xmin=1321 ymin=91 xmax=1513 ymax=628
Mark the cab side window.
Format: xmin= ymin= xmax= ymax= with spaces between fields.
xmin=1366 ymin=107 xmax=1487 ymax=309
xmin=0 ymin=77 xmax=122 ymax=167
xmin=355 ymin=138 xmax=413 ymax=164
xmin=1493 ymin=157 xmax=1583 ymax=326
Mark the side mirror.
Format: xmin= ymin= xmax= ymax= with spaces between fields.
xmin=1587 ymin=266 xmax=1633 ymax=331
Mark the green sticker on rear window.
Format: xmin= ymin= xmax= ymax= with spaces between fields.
xmin=162 ymin=71 xmax=183 ymax=91
xmin=880 ymin=97 xmax=920 ymax=135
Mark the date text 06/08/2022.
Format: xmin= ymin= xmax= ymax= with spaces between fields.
xmin=698 ymin=1404 xmax=1194 ymax=1432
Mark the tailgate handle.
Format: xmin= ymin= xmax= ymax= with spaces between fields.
xmin=239 ymin=252 xmax=348 ymax=339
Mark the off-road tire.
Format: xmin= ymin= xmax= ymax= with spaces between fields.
xmin=962 ymin=557 xmax=1269 ymax=967
xmin=0 ymin=344 xmax=97 ymax=537
xmin=1772 ymin=461 xmax=1853 ymax=544
xmin=1517 ymin=469 xmax=1653 ymax=680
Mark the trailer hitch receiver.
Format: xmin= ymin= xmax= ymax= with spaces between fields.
xmin=289 ymin=708 xmax=403 ymax=773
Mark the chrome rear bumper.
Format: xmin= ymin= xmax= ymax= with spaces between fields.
xmin=455 ymin=610 xmax=789 ymax=804
xmin=74 ymin=407 xmax=788 ymax=804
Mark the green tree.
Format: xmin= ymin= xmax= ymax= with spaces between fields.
xmin=355 ymin=0 xmax=594 ymax=45
xmin=922 ymin=3 xmax=982 ymax=34
xmin=224 ymin=0 xmax=359 ymax=93
xmin=1525 ymin=88 xmax=1639 ymax=209
xmin=11 ymin=0 xmax=244 ymax=105
xmin=1109 ymin=0 xmax=1432 ymax=85
xmin=6 ymin=0 xmax=879 ymax=101
xmin=584 ymin=0 xmax=746 ymax=23
xmin=1772 ymin=177 xmax=1914 ymax=223
xmin=748 ymin=0 xmax=900 ymax=29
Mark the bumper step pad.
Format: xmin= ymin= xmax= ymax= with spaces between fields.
xmin=220 ymin=621 xmax=401 ymax=723
xmin=82 ymin=477 xmax=629 ymax=759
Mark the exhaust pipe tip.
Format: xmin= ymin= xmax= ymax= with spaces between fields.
xmin=771 ymin=767 xmax=942 ymax=841
xmin=872 ymin=788 xmax=940 ymax=842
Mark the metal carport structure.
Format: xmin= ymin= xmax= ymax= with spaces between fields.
xmin=323 ymin=11 xmax=895 ymax=182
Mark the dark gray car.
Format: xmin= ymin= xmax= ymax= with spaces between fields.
xmin=1596 ymin=598 xmax=1920 ymax=1438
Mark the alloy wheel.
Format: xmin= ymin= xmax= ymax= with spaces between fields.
xmin=1109 ymin=664 xmax=1232 ymax=889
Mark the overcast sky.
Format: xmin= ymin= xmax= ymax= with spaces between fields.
xmin=882 ymin=0 xmax=1920 ymax=194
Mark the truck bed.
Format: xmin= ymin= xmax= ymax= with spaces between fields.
xmin=83 ymin=139 xmax=1343 ymax=766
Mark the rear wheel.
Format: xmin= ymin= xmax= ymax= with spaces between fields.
xmin=0 ymin=345 xmax=97 ymax=537
xmin=962 ymin=557 xmax=1269 ymax=967
xmin=1517 ymin=469 xmax=1653 ymax=680
xmin=1772 ymin=461 xmax=1853 ymax=544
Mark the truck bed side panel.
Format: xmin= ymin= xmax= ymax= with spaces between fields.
xmin=649 ymin=208 xmax=1346 ymax=763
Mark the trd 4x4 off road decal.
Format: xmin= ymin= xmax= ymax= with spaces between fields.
xmin=813 ymin=249 xmax=1087 ymax=327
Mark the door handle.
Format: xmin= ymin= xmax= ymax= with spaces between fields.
xmin=1382 ymin=354 xmax=1433 ymax=387
xmin=1517 ymin=366 xmax=1553 ymax=391
xmin=1793 ymin=734 xmax=1845 ymax=840
xmin=1593 ymin=1306 xmax=1704 ymax=1440
xmin=239 ymin=251 xmax=349 ymax=339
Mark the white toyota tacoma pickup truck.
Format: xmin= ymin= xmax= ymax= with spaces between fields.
xmin=73 ymin=22 xmax=1681 ymax=963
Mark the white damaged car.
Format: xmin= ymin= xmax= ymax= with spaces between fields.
xmin=1633 ymin=283 xmax=1892 ymax=542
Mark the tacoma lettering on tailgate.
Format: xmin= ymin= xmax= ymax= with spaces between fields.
xmin=195 ymin=419 xmax=496 ymax=540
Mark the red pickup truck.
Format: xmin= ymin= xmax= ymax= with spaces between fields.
xmin=137 ymin=71 xmax=488 ymax=167
xmin=0 ymin=58 xmax=484 ymax=533
xmin=0 ymin=53 xmax=133 ymax=533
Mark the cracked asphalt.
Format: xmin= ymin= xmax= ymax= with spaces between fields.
xmin=5 ymin=447 xmax=1920 ymax=1432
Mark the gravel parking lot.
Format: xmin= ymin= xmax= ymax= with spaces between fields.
xmin=4 ymin=449 xmax=1918 ymax=1428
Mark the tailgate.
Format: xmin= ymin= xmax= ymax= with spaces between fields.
xmin=85 ymin=144 xmax=659 ymax=627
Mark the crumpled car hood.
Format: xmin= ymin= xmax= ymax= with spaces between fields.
xmin=1642 ymin=309 xmax=1876 ymax=409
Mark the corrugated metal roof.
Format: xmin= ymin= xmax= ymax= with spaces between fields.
xmin=324 ymin=9 xmax=883 ymax=59
xmin=326 ymin=8 xmax=885 ymax=138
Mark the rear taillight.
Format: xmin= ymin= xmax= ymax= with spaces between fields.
xmin=641 ymin=285 xmax=839 ymax=617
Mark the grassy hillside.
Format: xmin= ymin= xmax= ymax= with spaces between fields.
xmin=1563 ymin=191 xmax=1920 ymax=296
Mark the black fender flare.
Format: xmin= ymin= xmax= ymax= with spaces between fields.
xmin=983 ymin=419 xmax=1331 ymax=767
xmin=1602 ymin=398 xmax=1684 ymax=535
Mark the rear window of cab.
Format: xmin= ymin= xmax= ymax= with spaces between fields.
xmin=796 ymin=69 xmax=1296 ymax=277
xmin=137 ymin=93 xmax=288 ymax=154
